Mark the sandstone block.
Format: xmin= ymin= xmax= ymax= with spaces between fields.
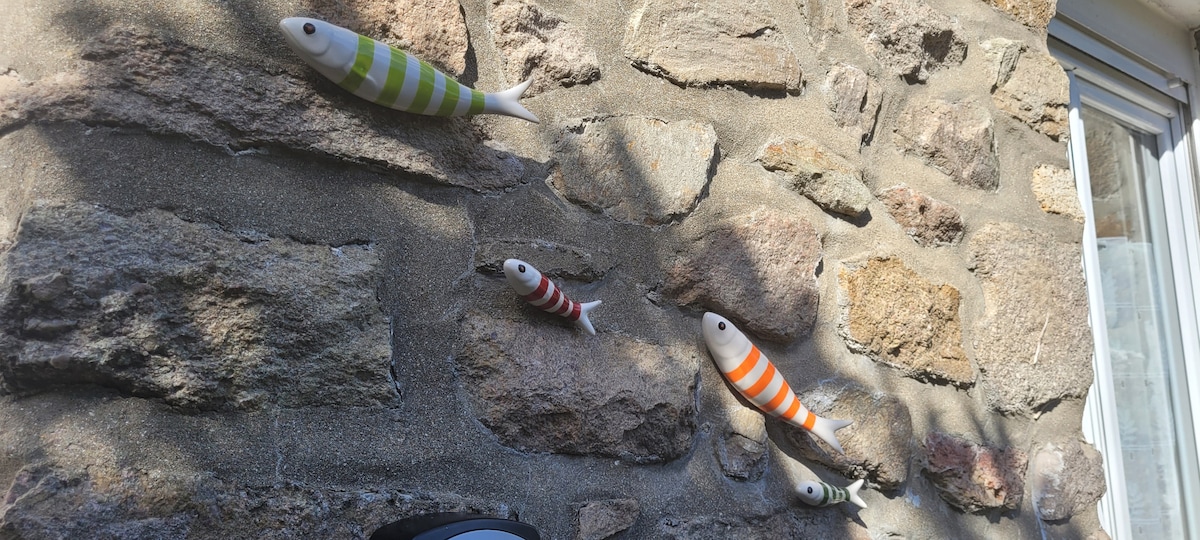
xmin=456 ymin=312 xmax=698 ymax=463
xmin=665 ymin=208 xmax=822 ymax=344
xmin=1032 ymin=165 xmax=1084 ymax=223
xmin=786 ymin=383 xmax=914 ymax=490
xmin=923 ymin=432 xmax=1028 ymax=512
xmin=839 ymin=257 xmax=973 ymax=386
xmin=970 ymin=222 xmax=1093 ymax=416
xmin=846 ymin=0 xmax=968 ymax=83
xmin=895 ymin=98 xmax=1000 ymax=191
xmin=878 ymin=184 xmax=966 ymax=246
xmin=983 ymin=0 xmax=1058 ymax=28
xmin=757 ymin=136 xmax=874 ymax=217
xmin=822 ymin=63 xmax=883 ymax=145
xmin=0 ymin=203 xmax=394 ymax=411
xmin=624 ymin=0 xmax=802 ymax=92
xmin=551 ymin=116 xmax=718 ymax=226
xmin=490 ymin=0 xmax=601 ymax=95
xmin=576 ymin=499 xmax=640 ymax=540
xmin=1031 ymin=440 xmax=1107 ymax=521
xmin=992 ymin=50 xmax=1070 ymax=140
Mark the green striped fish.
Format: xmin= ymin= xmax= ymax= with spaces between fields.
xmin=796 ymin=478 xmax=867 ymax=509
xmin=279 ymin=17 xmax=538 ymax=123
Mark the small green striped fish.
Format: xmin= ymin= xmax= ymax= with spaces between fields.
xmin=279 ymin=17 xmax=538 ymax=123
xmin=796 ymin=478 xmax=867 ymax=509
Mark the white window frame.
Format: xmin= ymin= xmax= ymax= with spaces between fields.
xmin=1051 ymin=15 xmax=1200 ymax=540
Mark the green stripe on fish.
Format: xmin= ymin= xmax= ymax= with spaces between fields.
xmin=435 ymin=79 xmax=462 ymax=116
xmin=409 ymin=62 xmax=437 ymax=113
xmin=375 ymin=47 xmax=408 ymax=107
xmin=339 ymin=35 xmax=375 ymax=93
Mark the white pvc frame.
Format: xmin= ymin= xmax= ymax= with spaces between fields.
xmin=1053 ymin=19 xmax=1200 ymax=540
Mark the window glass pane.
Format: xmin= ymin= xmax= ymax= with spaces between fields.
xmin=1083 ymin=105 xmax=1190 ymax=538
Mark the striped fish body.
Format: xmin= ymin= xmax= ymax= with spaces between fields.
xmin=701 ymin=312 xmax=852 ymax=454
xmin=279 ymin=18 xmax=538 ymax=122
xmin=796 ymin=479 xmax=867 ymax=509
xmin=503 ymin=259 xmax=601 ymax=335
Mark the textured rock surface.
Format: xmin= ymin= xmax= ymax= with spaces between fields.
xmin=551 ymin=116 xmax=718 ymax=225
xmin=475 ymin=238 xmax=614 ymax=282
xmin=456 ymin=312 xmax=698 ymax=463
xmin=970 ymin=223 xmax=1093 ymax=416
xmin=0 ymin=203 xmax=394 ymax=410
xmin=982 ymin=0 xmax=1058 ymax=28
xmin=309 ymin=0 xmax=470 ymax=75
xmin=846 ymin=0 xmax=968 ymax=83
xmin=980 ymin=38 xmax=1024 ymax=89
xmin=1030 ymin=440 xmax=1107 ymax=521
xmin=624 ymin=0 xmax=802 ymax=92
xmin=576 ymin=498 xmax=640 ymax=540
xmin=0 ymin=464 xmax=511 ymax=539
xmin=489 ymin=0 xmax=601 ymax=95
xmin=715 ymin=406 xmax=769 ymax=482
xmin=878 ymin=184 xmax=966 ymax=246
xmin=896 ymin=98 xmax=1000 ymax=191
xmin=0 ymin=27 xmax=525 ymax=190
xmin=822 ymin=63 xmax=883 ymax=145
xmin=992 ymin=50 xmax=1070 ymax=140
xmin=839 ymin=258 xmax=972 ymax=386
xmin=658 ymin=512 xmax=869 ymax=539
xmin=786 ymin=383 xmax=913 ymax=490
xmin=923 ymin=432 xmax=1028 ymax=513
xmin=1031 ymin=165 xmax=1084 ymax=222
xmin=757 ymin=136 xmax=874 ymax=217
xmin=665 ymin=208 xmax=822 ymax=343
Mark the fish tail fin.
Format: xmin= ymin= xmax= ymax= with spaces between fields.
xmin=484 ymin=78 xmax=539 ymax=123
xmin=809 ymin=416 xmax=853 ymax=454
xmin=846 ymin=478 xmax=867 ymax=509
xmin=575 ymin=300 xmax=602 ymax=335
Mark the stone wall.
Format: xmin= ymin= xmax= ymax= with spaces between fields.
xmin=0 ymin=0 xmax=1107 ymax=538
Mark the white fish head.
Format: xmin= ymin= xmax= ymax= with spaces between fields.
xmin=503 ymin=259 xmax=542 ymax=295
xmin=278 ymin=18 xmax=356 ymax=74
xmin=795 ymin=481 xmax=826 ymax=506
xmin=701 ymin=312 xmax=749 ymax=366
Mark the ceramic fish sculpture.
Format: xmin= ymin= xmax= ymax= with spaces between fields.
xmin=279 ymin=17 xmax=538 ymax=123
xmin=701 ymin=312 xmax=852 ymax=453
xmin=504 ymin=259 xmax=601 ymax=335
xmin=796 ymin=479 xmax=868 ymax=509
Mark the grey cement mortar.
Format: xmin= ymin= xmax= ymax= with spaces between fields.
xmin=0 ymin=0 xmax=1097 ymax=538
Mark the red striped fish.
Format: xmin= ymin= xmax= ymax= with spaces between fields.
xmin=701 ymin=312 xmax=852 ymax=453
xmin=503 ymin=259 xmax=601 ymax=335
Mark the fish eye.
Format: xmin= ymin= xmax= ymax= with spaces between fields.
xmin=303 ymin=22 xmax=316 ymax=35
xmin=807 ymin=487 xmax=813 ymax=494
xmin=718 ymin=322 xmax=726 ymax=331
xmin=518 ymin=264 xmax=526 ymax=273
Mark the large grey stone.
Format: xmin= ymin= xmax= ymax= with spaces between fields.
xmin=624 ymin=0 xmax=802 ymax=92
xmin=895 ymin=98 xmax=1000 ymax=191
xmin=0 ymin=203 xmax=394 ymax=411
xmin=785 ymin=382 xmax=913 ymax=491
xmin=665 ymin=208 xmax=822 ymax=344
xmin=846 ymin=0 xmax=968 ymax=83
xmin=757 ymin=136 xmax=874 ymax=218
xmin=992 ymin=49 xmax=1069 ymax=141
xmin=456 ymin=312 xmax=698 ymax=463
xmin=576 ymin=498 xmax=640 ymax=540
xmin=308 ymin=0 xmax=470 ymax=76
xmin=0 ymin=27 xmax=525 ymax=191
xmin=838 ymin=257 xmax=973 ymax=387
xmin=1030 ymin=440 xmax=1107 ymax=521
xmin=1031 ymin=164 xmax=1084 ymax=223
xmin=822 ymin=63 xmax=883 ymax=145
xmin=923 ymin=431 xmax=1028 ymax=513
xmin=0 ymin=464 xmax=512 ymax=539
xmin=489 ymin=0 xmax=601 ymax=96
xmin=550 ymin=116 xmax=717 ymax=226
xmin=970 ymin=222 xmax=1093 ymax=416
xmin=878 ymin=184 xmax=966 ymax=247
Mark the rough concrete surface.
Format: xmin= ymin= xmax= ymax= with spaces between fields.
xmin=0 ymin=0 xmax=1104 ymax=538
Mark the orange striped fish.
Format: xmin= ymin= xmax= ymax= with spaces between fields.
xmin=701 ymin=312 xmax=852 ymax=453
xmin=504 ymin=259 xmax=601 ymax=335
